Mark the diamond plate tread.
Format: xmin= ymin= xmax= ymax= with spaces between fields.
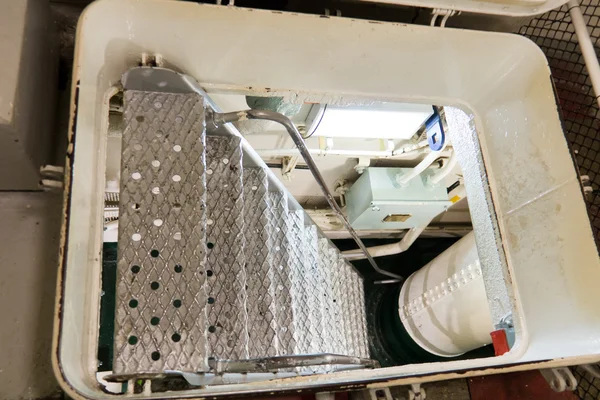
xmin=243 ymin=168 xmax=279 ymax=358
xmin=205 ymin=135 xmax=249 ymax=360
xmin=338 ymin=255 xmax=355 ymax=356
xmin=268 ymin=192 xmax=296 ymax=356
xmin=287 ymin=210 xmax=311 ymax=355
xmin=114 ymin=90 xmax=208 ymax=374
xmin=354 ymin=271 xmax=370 ymax=359
xmin=326 ymin=244 xmax=347 ymax=355
xmin=301 ymin=224 xmax=324 ymax=354
xmin=339 ymin=256 xmax=369 ymax=358
xmin=348 ymin=268 xmax=369 ymax=359
xmin=340 ymin=252 xmax=368 ymax=358
xmin=298 ymin=225 xmax=328 ymax=374
xmin=317 ymin=238 xmax=340 ymax=357
xmin=315 ymin=238 xmax=370 ymax=359
xmin=114 ymin=96 xmax=369 ymax=374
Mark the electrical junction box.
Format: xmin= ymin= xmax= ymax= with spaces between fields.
xmin=345 ymin=167 xmax=452 ymax=230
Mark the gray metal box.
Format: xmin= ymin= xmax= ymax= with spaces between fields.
xmin=345 ymin=167 xmax=452 ymax=230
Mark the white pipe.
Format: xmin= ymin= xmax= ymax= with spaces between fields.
xmin=428 ymin=148 xmax=457 ymax=185
xmin=398 ymin=232 xmax=493 ymax=357
xmin=430 ymin=12 xmax=439 ymax=26
xmin=257 ymin=148 xmax=393 ymax=158
xmin=397 ymin=151 xmax=440 ymax=185
xmin=342 ymin=222 xmax=428 ymax=260
xmin=256 ymin=146 xmax=429 ymax=159
xmin=392 ymin=139 xmax=429 ymax=156
xmin=569 ymin=0 xmax=600 ymax=109
xmin=440 ymin=13 xmax=451 ymax=28
xmin=398 ymin=133 xmax=449 ymax=185
xmin=104 ymin=220 xmax=119 ymax=231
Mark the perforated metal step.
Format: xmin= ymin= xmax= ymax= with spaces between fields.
xmin=112 ymin=87 xmax=369 ymax=377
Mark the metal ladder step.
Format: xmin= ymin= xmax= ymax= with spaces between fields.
xmin=268 ymin=191 xmax=297 ymax=357
xmin=205 ymin=135 xmax=248 ymax=360
xmin=243 ymin=167 xmax=279 ymax=358
xmin=114 ymin=90 xmax=210 ymax=374
xmin=112 ymin=88 xmax=369 ymax=377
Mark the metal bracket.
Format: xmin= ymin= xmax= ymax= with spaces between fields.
xmin=349 ymin=387 xmax=392 ymax=400
xmin=324 ymin=8 xmax=342 ymax=17
xmin=495 ymin=313 xmax=516 ymax=349
xmin=334 ymin=179 xmax=349 ymax=207
xmin=430 ymin=8 xmax=460 ymax=27
xmin=140 ymin=53 xmax=163 ymax=68
xmin=319 ymin=136 xmax=334 ymax=151
xmin=39 ymin=164 xmax=64 ymax=190
xmin=425 ymin=110 xmax=445 ymax=152
xmin=382 ymin=139 xmax=395 ymax=152
xmin=540 ymin=367 xmax=578 ymax=392
xmin=354 ymin=157 xmax=371 ymax=175
xmin=409 ymin=383 xmax=426 ymax=400
xmin=282 ymin=156 xmax=299 ymax=181
xmin=316 ymin=392 xmax=336 ymax=400
xmin=208 ymin=354 xmax=378 ymax=374
xmin=581 ymin=174 xmax=593 ymax=199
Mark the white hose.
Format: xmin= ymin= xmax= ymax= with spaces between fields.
xmin=428 ymin=148 xmax=457 ymax=185
xmin=255 ymin=146 xmax=428 ymax=159
xmin=342 ymin=222 xmax=429 ymax=260
xmin=397 ymin=127 xmax=448 ymax=184
xmin=397 ymin=151 xmax=440 ymax=185
xmin=569 ymin=0 xmax=600 ymax=109
xmin=440 ymin=13 xmax=451 ymax=28
xmin=430 ymin=12 xmax=439 ymax=26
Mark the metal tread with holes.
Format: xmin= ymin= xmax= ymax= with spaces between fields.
xmin=113 ymin=88 xmax=369 ymax=376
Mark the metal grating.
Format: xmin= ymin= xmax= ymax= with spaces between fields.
xmin=114 ymin=91 xmax=209 ymax=374
xmin=287 ymin=210 xmax=311 ymax=356
xmin=519 ymin=3 xmax=600 ymax=398
xmin=574 ymin=367 xmax=600 ymax=399
xmin=205 ymin=135 xmax=249 ymax=361
xmin=519 ymin=1 xmax=600 ymax=246
xmin=112 ymin=81 xmax=371 ymax=378
xmin=243 ymin=168 xmax=278 ymax=358
xmin=304 ymin=226 xmax=326 ymax=354
xmin=268 ymin=191 xmax=297 ymax=357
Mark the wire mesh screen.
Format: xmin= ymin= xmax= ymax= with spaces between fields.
xmin=519 ymin=1 xmax=600 ymax=245
xmin=519 ymin=3 xmax=600 ymax=399
xmin=573 ymin=367 xmax=600 ymax=399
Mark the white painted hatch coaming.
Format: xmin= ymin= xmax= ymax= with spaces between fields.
xmin=54 ymin=1 xmax=600 ymax=399
xmin=355 ymin=0 xmax=569 ymax=16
